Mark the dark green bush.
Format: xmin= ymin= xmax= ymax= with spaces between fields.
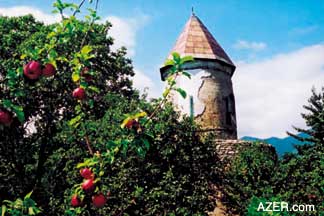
xmin=223 ymin=88 xmax=324 ymax=215
xmin=222 ymin=142 xmax=278 ymax=214
xmin=43 ymin=94 xmax=218 ymax=215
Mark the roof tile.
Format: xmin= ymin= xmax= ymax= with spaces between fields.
xmin=167 ymin=14 xmax=234 ymax=66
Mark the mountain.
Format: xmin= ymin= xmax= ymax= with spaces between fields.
xmin=241 ymin=133 xmax=309 ymax=156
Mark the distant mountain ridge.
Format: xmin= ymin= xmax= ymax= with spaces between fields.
xmin=241 ymin=133 xmax=309 ymax=156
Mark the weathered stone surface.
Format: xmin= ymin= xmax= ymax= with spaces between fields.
xmin=208 ymin=139 xmax=276 ymax=216
xmin=160 ymin=14 xmax=237 ymax=140
xmin=213 ymin=139 xmax=276 ymax=160
xmin=164 ymin=60 xmax=238 ymax=139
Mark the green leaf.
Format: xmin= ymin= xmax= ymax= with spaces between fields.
xmin=1 ymin=205 xmax=6 ymax=216
xmin=13 ymin=89 xmax=25 ymax=97
xmin=142 ymin=139 xmax=150 ymax=149
xmin=81 ymin=45 xmax=92 ymax=55
xmin=88 ymin=99 xmax=94 ymax=109
xmin=182 ymin=71 xmax=191 ymax=79
xmin=68 ymin=115 xmax=82 ymax=127
xmin=15 ymin=110 xmax=25 ymax=122
xmin=49 ymin=49 xmax=58 ymax=61
xmin=172 ymin=52 xmax=181 ymax=63
xmin=13 ymin=198 xmax=23 ymax=209
xmin=24 ymin=191 xmax=33 ymax=199
xmin=11 ymin=105 xmax=25 ymax=122
xmin=180 ymin=55 xmax=194 ymax=64
xmin=34 ymin=207 xmax=41 ymax=214
xmin=20 ymin=54 xmax=27 ymax=60
xmin=28 ymin=207 xmax=35 ymax=215
xmin=164 ymin=59 xmax=174 ymax=67
xmin=162 ymin=89 xmax=170 ymax=98
xmin=88 ymin=86 xmax=100 ymax=93
xmin=76 ymin=162 xmax=87 ymax=169
xmin=74 ymin=105 xmax=82 ymax=114
xmin=80 ymin=82 xmax=88 ymax=89
xmin=136 ymin=147 xmax=145 ymax=158
xmin=2 ymin=99 xmax=13 ymax=109
xmin=176 ymin=88 xmax=187 ymax=99
xmin=72 ymin=72 xmax=80 ymax=82
xmin=134 ymin=112 xmax=147 ymax=118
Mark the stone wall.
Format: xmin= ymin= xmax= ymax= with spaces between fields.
xmin=214 ymin=139 xmax=276 ymax=161
xmin=166 ymin=59 xmax=237 ymax=139
xmin=209 ymin=139 xmax=277 ymax=216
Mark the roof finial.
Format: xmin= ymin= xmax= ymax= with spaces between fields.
xmin=191 ymin=6 xmax=195 ymax=16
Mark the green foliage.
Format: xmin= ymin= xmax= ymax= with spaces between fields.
xmin=222 ymin=142 xmax=277 ymax=214
xmin=288 ymin=87 xmax=324 ymax=150
xmin=42 ymin=94 xmax=218 ymax=215
xmin=0 ymin=3 xmax=134 ymax=206
xmin=1 ymin=192 xmax=41 ymax=216
xmin=162 ymin=52 xmax=193 ymax=100
xmin=223 ymin=87 xmax=324 ymax=215
xmin=273 ymin=87 xmax=324 ymax=215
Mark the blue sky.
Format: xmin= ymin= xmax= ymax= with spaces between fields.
xmin=1 ymin=0 xmax=324 ymax=138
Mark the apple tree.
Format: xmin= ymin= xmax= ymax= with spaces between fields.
xmin=0 ymin=0 xmax=134 ymax=203
xmin=0 ymin=0 xmax=220 ymax=215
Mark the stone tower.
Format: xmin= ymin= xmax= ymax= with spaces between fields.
xmin=160 ymin=13 xmax=237 ymax=139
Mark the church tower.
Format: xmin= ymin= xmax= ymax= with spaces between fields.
xmin=160 ymin=13 xmax=237 ymax=139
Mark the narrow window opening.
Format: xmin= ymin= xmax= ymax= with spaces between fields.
xmin=225 ymin=94 xmax=235 ymax=126
xmin=225 ymin=98 xmax=232 ymax=125
xmin=190 ymin=96 xmax=194 ymax=118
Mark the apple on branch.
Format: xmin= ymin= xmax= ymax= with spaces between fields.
xmin=70 ymin=194 xmax=82 ymax=207
xmin=80 ymin=168 xmax=94 ymax=179
xmin=0 ymin=109 xmax=13 ymax=126
xmin=42 ymin=63 xmax=56 ymax=77
xmin=92 ymin=193 xmax=107 ymax=208
xmin=72 ymin=87 xmax=86 ymax=100
xmin=81 ymin=179 xmax=95 ymax=192
xmin=23 ymin=61 xmax=42 ymax=80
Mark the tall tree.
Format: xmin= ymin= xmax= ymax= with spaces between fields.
xmin=0 ymin=14 xmax=136 ymax=200
xmin=288 ymin=87 xmax=324 ymax=151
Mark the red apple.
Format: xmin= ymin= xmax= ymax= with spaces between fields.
xmin=24 ymin=61 xmax=42 ymax=80
xmin=80 ymin=168 xmax=94 ymax=179
xmin=72 ymin=87 xmax=86 ymax=100
xmin=42 ymin=63 xmax=56 ymax=77
xmin=92 ymin=193 xmax=107 ymax=208
xmin=81 ymin=179 xmax=95 ymax=192
xmin=71 ymin=194 xmax=81 ymax=207
xmin=0 ymin=110 xmax=13 ymax=126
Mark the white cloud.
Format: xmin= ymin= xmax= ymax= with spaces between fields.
xmin=233 ymin=44 xmax=324 ymax=138
xmin=233 ymin=40 xmax=267 ymax=51
xmin=0 ymin=6 xmax=60 ymax=24
xmin=132 ymin=69 xmax=162 ymax=99
xmin=104 ymin=14 xmax=149 ymax=57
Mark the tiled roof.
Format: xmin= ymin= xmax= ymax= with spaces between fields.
xmin=167 ymin=14 xmax=234 ymax=66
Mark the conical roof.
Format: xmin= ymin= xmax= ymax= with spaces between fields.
xmin=166 ymin=14 xmax=234 ymax=66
